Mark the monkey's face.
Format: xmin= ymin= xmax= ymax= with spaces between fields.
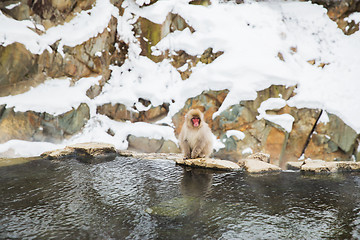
xmin=185 ymin=109 xmax=204 ymax=129
xmin=191 ymin=116 xmax=201 ymax=128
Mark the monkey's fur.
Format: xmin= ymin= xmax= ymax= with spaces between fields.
xmin=179 ymin=109 xmax=213 ymax=159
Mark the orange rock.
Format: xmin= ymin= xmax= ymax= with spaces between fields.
xmin=264 ymin=126 xmax=286 ymax=163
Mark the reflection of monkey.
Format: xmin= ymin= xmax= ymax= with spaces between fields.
xmin=180 ymin=168 xmax=213 ymax=216
xmin=180 ymin=168 xmax=213 ymax=198
xmin=179 ymin=109 xmax=213 ymax=159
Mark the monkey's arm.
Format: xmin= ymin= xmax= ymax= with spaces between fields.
xmin=179 ymin=129 xmax=191 ymax=159
xmin=191 ymin=138 xmax=207 ymax=159
xmin=180 ymin=140 xmax=191 ymax=159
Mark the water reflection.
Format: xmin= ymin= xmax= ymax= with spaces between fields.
xmin=180 ymin=167 xmax=213 ymax=198
xmin=146 ymin=167 xmax=213 ymax=219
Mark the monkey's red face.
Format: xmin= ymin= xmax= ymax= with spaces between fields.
xmin=191 ymin=117 xmax=200 ymax=127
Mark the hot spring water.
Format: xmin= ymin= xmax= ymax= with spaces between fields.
xmin=1 ymin=157 xmax=360 ymax=239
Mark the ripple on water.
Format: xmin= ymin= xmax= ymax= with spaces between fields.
xmin=1 ymin=158 xmax=360 ymax=239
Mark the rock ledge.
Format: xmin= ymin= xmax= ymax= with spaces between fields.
xmin=237 ymin=153 xmax=282 ymax=174
xmin=287 ymin=159 xmax=360 ymax=173
xmin=238 ymin=159 xmax=281 ymax=173
xmin=39 ymin=142 xmax=360 ymax=174
xmin=41 ymin=142 xmax=117 ymax=163
xmin=175 ymin=158 xmax=241 ymax=171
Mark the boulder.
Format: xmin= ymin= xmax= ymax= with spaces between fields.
xmin=0 ymin=43 xmax=42 ymax=96
xmin=299 ymin=159 xmax=360 ymax=173
xmin=41 ymin=142 xmax=117 ymax=163
xmin=127 ymin=135 xmax=180 ymax=153
xmin=67 ymin=142 xmax=116 ymax=156
xmin=286 ymin=161 xmax=303 ymax=170
xmin=97 ymin=101 xmax=169 ymax=123
xmin=304 ymin=111 xmax=357 ymax=161
xmin=41 ymin=148 xmax=74 ymax=159
xmin=0 ymin=103 xmax=90 ymax=143
xmin=157 ymin=140 xmax=181 ymax=153
xmin=237 ymin=159 xmax=281 ymax=174
xmin=97 ymin=103 xmax=138 ymax=122
xmin=127 ymin=135 xmax=164 ymax=153
xmin=246 ymin=152 xmax=271 ymax=162
xmin=300 ymin=159 xmax=335 ymax=173
xmin=175 ymin=158 xmax=241 ymax=171
xmin=58 ymin=103 xmax=90 ymax=136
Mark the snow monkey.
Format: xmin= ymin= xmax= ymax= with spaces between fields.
xmin=179 ymin=109 xmax=213 ymax=159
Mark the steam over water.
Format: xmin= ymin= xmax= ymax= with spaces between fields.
xmin=1 ymin=157 xmax=360 ymax=239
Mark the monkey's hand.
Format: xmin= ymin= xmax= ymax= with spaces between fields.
xmin=183 ymin=150 xmax=191 ymax=159
xmin=191 ymin=148 xmax=201 ymax=159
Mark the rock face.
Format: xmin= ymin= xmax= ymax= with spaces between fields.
xmin=0 ymin=43 xmax=39 ymax=95
xmin=97 ymin=101 xmax=170 ymax=123
xmin=304 ymin=112 xmax=358 ymax=161
xmin=0 ymin=0 xmax=359 ymax=167
xmin=133 ymin=13 xmax=193 ymax=61
xmin=0 ymin=103 xmax=90 ymax=143
xmin=171 ymin=86 xmax=359 ymax=166
xmin=0 ymin=1 xmax=127 ymax=97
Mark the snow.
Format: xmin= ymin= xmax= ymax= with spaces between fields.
xmin=0 ymin=77 xmax=100 ymax=115
xmin=242 ymin=147 xmax=253 ymax=155
xmin=135 ymin=0 xmax=151 ymax=7
xmin=0 ymin=0 xmax=117 ymax=55
xmin=178 ymin=63 xmax=189 ymax=72
xmin=257 ymin=98 xmax=295 ymax=133
xmin=318 ymin=110 xmax=330 ymax=124
xmin=0 ymin=140 xmax=64 ymax=158
xmin=345 ymin=13 xmax=360 ymax=23
xmin=68 ymin=115 xmax=178 ymax=150
xmin=5 ymin=2 xmax=21 ymax=10
xmin=226 ymin=130 xmax=245 ymax=140
xmin=1 ymin=0 xmax=360 ymax=157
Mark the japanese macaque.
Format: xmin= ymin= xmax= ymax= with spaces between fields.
xmin=178 ymin=109 xmax=213 ymax=159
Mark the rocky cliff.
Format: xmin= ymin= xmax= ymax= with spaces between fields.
xmin=0 ymin=0 xmax=359 ymax=164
